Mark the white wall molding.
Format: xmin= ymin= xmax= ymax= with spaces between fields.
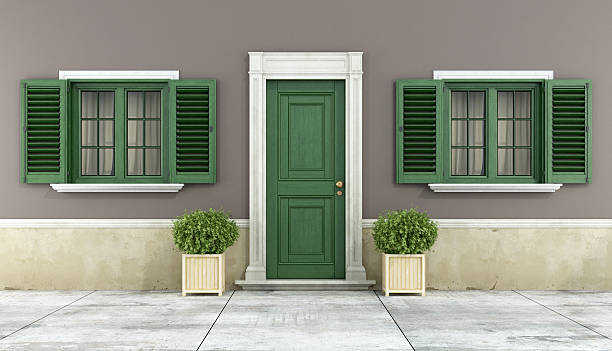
xmin=50 ymin=184 xmax=184 ymax=193
xmin=433 ymin=70 xmax=553 ymax=80
xmin=428 ymin=184 xmax=563 ymax=193
xmin=0 ymin=218 xmax=249 ymax=229
xmin=363 ymin=218 xmax=612 ymax=229
xmin=59 ymin=70 xmax=179 ymax=80
xmin=248 ymin=52 xmax=365 ymax=282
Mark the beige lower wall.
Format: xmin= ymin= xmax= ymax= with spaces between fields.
xmin=1 ymin=226 xmax=610 ymax=290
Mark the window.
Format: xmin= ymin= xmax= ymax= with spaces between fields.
xmin=396 ymin=79 xmax=591 ymax=185
xmin=20 ymin=79 xmax=216 ymax=185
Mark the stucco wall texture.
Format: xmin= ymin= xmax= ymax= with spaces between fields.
xmin=1 ymin=0 xmax=612 ymax=219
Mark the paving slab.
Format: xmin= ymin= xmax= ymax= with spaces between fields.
xmin=200 ymin=290 xmax=409 ymax=351
xmin=380 ymin=290 xmax=612 ymax=351
xmin=0 ymin=290 xmax=92 ymax=339
xmin=0 ymin=290 xmax=229 ymax=351
xmin=520 ymin=291 xmax=612 ymax=340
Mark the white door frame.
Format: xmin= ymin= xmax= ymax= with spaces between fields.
xmin=245 ymin=52 xmax=366 ymax=281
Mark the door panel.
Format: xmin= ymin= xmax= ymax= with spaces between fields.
xmin=267 ymin=80 xmax=345 ymax=279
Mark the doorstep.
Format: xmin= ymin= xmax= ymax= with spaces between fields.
xmin=234 ymin=279 xmax=376 ymax=290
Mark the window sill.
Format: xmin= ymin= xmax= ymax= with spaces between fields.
xmin=50 ymin=184 xmax=184 ymax=193
xmin=428 ymin=184 xmax=563 ymax=193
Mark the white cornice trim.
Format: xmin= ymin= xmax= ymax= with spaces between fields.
xmin=0 ymin=219 xmax=250 ymax=229
xmin=428 ymin=184 xmax=563 ymax=193
xmin=50 ymin=184 xmax=184 ymax=193
xmin=433 ymin=70 xmax=554 ymax=80
xmin=362 ymin=218 xmax=612 ymax=229
xmin=59 ymin=70 xmax=179 ymax=80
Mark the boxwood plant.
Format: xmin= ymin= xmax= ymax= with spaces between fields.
xmin=372 ymin=209 xmax=438 ymax=254
xmin=172 ymin=209 xmax=239 ymax=254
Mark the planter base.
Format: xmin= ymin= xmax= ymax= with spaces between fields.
xmin=382 ymin=254 xmax=426 ymax=296
xmin=182 ymin=254 xmax=225 ymax=296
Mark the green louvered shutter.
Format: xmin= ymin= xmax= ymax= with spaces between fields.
xmin=169 ymin=80 xmax=216 ymax=183
xmin=396 ymin=80 xmax=442 ymax=183
xmin=20 ymin=80 xmax=67 ymax=183
xmin=545 ymin=80 xmax=592 ymax=184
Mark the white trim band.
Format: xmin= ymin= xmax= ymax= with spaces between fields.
xmin=433 ymin=70 xmax=554 ymax=80
xmin=428 ymin=184 xmax=563 ymax=193
xmin=0 ymin=218 xmax=250 ymax=229
xmin=50 ymin=184 xmax=185 ymax=193
xmin=362 ymin=218 xmax=612 ymax=229
xmin=59 ymin=70 xmax=179 ymax=80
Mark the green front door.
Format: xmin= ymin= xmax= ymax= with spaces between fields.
xmin=266 ymin=80 xmax=345 ymax=279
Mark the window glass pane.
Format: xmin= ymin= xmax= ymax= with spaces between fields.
xmin=99 ymin=92 xmax=114 ymax=118
xmin=145 ymin=92 xmax=161 ymax=119
xmin=145 ymin=149 xmax=161 ymax=175
xmin=145 ymin=121 xmax=161 ymax=147
xmin=451 ymin=120 xmax=467 ymax=146
xmin=515 ymin=120 xmax=531 ymax=146
xmin=468 ymin=149 xmax=485 ymax=175
xmin=515 ymin=92 xmax=531 ymax=118
xmin=451 ymin=149 xmax=467 ymax=176
xmin=497 ymin=149 xmax=513 ymax=176
xmin=515 ymin=149 xmax=531 ymax=176
xmin=128 ymin=120 xmax=144 ymax=146
xmin=127 ymin=149 xmax=144 ymax=175
xmin=497 ymin=120 xmax=513 ymax=147
xmin=81 ymin=92 xmax=97 ymax=118
xmin=468 ymin=92 xmax=485 ymax=118
xmin=127 ymin=92 xmax=144 ymax=118
xmin=81 ymin=120 xmax=97 ymax=146
xmin=451 ymin=92 xmax=467 ymax=118
xmin=468 ymin=120 xmax=485 ymax=146
xmin=99 ymin=149 xmax=114 ymax=176
xmin=497 ymin=92 xmax=513 ymax=118
xmin=81 ymin=149 xmax=97 ymax=175
xmin=99 ymin=120 xmax=114 ymax=146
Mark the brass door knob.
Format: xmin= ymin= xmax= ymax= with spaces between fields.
xmin=336 ymin=181 xmax=344 ymax=188
xmin=337 ymin=190 xmax=343 ymax=196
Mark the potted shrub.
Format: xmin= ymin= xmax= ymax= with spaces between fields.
xmin=173 ymin=209 xmax=239 ymax=296
xmin=372 ymin=209 xmax=438 ymax=296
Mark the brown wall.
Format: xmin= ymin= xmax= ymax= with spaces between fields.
xmin=1 ymin=0 xmax=611 ymax=219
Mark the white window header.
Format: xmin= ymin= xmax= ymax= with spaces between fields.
xmin=59 ymin=70 xmax=179 ymax=80
xmin=433 ymin=70 xmax=553 ymax=80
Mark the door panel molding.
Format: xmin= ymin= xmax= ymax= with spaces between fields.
xmin=246 ymin=52 xmax=365 ymax=282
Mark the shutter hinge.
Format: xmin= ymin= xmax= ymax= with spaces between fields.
xmin=399 ymin=126 xmax=404 ymax=132
xmin=209 ymin=126 xmax=214 ymax=132
xmin=586 ymin=126 xmax=589 ymax=132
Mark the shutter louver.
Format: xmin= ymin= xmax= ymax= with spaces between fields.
xmin=546 ymin=80 xmax=592 ymax=184
xmin=170 ymin=80 xmax=216 ymax=183
xmin=396 ymin=80 xmax=442 ymax=183
xmin=20 ymin=80 xmax=67 ymax=183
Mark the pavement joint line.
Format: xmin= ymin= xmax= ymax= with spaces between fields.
xmin=196 ymin=289 xmax=235 ymax=351
xmin=513 ymin=290 xmax=612 ymax=343
xmin=0 ymin=290 xmax=97 ymax=342
xmin=374 ymin=290 xmax=416 ymax=351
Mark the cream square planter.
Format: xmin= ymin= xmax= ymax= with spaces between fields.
xmin=181 ymin=254 xmax=225 ymax=296
xmin=382 ymin=254 xmax=426 ymax=296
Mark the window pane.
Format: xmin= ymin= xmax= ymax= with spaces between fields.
xmin=127 ymin=92 xmax=144 ymax=118
xmin=451 ymin=120 xmax=467 ymax=146
xmin=468 ymin=92 xmax=485 ymax=118
xmin=515 ymin=120 xmax=531 ymax=147
xmin=145 ymin=121 xmax=161 ymax=147
xmin=127 ymin=149 xmax=144 ymax=175
xmin=451 ymin=149 xmax=467 ymax=176
xmin=99 ymin=149 xmax=114 ymax=176
xmin=497 ymin=92 xmax=513 ymax=118
xmin=468 ymin=149 xmax=485 ymax=175
xmin=81 ymin=92 xmax=97 ymax=118
xmin=99 ymin=92 xmax=114 ymax=118
xmin=515 ymin=92 xmax=531 ymax=118
xmin=145 ymin=149 xmax=161 ymax=175
xmin=515 ymin=149 xmax=531 ymax=175
xmin=99 ymin=120 xmax=114 ymax=146
xmin=81 ymin=149 xmax=97 ymax=175
xmin=145 ymin=92 xmax=161 ymax=119
xmin=497 ymin=120 xmax=513 ymax=147
xmin=468 ymin=120 xmax=485 ymax=146
xmin=451 ymin=92 xmax=467 ymax=118
xmin=81 ymin=120 xmax=97 ymax=146
xmin=128 ymin=120 xmax=144 ymax=146
xmin=497 ymin=149 xmax=513 ymax=176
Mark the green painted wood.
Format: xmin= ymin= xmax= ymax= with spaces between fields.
xmin=545 ymin=80 xmax=592 ymax=184
xmin=20 ymin=80 xmax=67 ymax=183
xmin=266 ymin=80 xmax=345 ymax=279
